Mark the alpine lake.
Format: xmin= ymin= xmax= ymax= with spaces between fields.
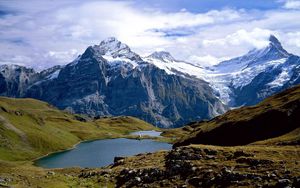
xmin=35 ymin=130 xmax=172 ymax=168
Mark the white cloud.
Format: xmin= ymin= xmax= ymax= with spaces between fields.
xmin=283 ymin=31 xmax=300 ymax=47
xmin=188 ymin=55 xmax=227 ymax=67
xmin=45 ymin=49 xmax=79 ymax=63
xmin=203 ymin=28 xmax=272 ymax=50
xmin=0 ymin=0 xmax=299 ymax=69
xmin=282 ymin=0 xmax=300 ymax=9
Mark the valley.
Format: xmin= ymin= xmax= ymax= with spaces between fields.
xmin=0 ymin=96 xmax=182 ymax=187
xmin=1 ymin=1 xmax=300 ymax=187
xmin=0 ymin=36 xmax=299 ymax=187
xmin=0 ymin=84 xmax=299 ymax=187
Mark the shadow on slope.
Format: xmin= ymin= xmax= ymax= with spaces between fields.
xmin=174 ymin=84 xmax=300 ymax=147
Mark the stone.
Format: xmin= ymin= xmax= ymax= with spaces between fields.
xmin=205 ymin=155 xmax=216 ymax=160
xmin=276 ymin=179 xmax=291 ymax=187
xmin=0 ymin=177 xmax=6 ymax=184
xmin=203 ymin=148 xmax=218 ymax=155
xmin=187 ymin=177 xmax=202 ymax=186
xmin=47 ymin=171 xmax=55 ymax=176
xmin=233 ymin=150 xmax=254 ymax=158
xmin=78 ymin=171 xmax=98 ymax=178
xmin=116 ymin=168 xmax=166 ymax=187
xmin=14 ymin=111 xmax=23 ymax=116
xmin=135 ymin=177 xmax=141 ymax=182
xmin=221 ymin=167 xmax=232 ymax=174
xmin=113 ymin=156 xmax=125 ymax=163
xmin=236 ymin=157 xmax=273 ymax=166
xmin=292 ymin=178 xmax=300 ymax=187
xmin=99 ymin=169 xmax=112 ymax=175
xmin=74 ymin=115 xmax=87 ymax=122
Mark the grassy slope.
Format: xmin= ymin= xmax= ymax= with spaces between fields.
xmin=0 ymin=97 xmax=156 ymax=162
xmin=174 ymin=84 xmax=300 ymax=147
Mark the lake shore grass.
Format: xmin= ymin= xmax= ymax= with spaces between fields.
xmin=0 ymin=97 xmax=172 ymax=187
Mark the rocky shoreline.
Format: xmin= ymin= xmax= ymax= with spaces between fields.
xmin=77 ymin=145 xmax=300 ymax=187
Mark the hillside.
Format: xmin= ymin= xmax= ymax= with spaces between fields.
xmin=0 ymin=97 xmax=156 ymax=162
xmin=0 ymin=86 xmax=299 ymax=187
xmin=174 ymin=84 xmax=300 ymax=147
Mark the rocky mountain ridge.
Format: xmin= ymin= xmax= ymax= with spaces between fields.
xmin=0 ymin=35 xmax=299 ymax=127
xmin=0 ymin=38 xmax=226 ymax=127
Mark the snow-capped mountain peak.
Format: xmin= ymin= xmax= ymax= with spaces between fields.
xmin=266 ymin=35 xmax=289 ymax=58
xmin=143 ymin=51 xmax=206 ymax=78
xmin=147 ymin=51 xmax=176 ymax=62
xmin=269 ymin=35 xmax=281 ymax=47
xmin=206 ymin=34 xmax=297 ymax=106
xmin=89 ymin=37 xmax=142 ymax=62
xmin=1 ymin=35 xmax=299 ymax=128
xmin=214 ymin=35 xmax=290 ymax=73
xmin=98 ymin=37 xmax=130 ymax=55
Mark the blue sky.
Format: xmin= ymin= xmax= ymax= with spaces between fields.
xmin=0 ymin=0 xmax=300 ymax=69
xmin=132 ymin=0 xmax=281 ymax=12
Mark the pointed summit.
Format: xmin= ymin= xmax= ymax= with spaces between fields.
xmin=233 ymin=34 xmax=289 ymax=63
xmin=148 ymin=51 xmax=176 ymax=62
xmin=82 ymin=37 xmax=142 ymax=61
xmin=98 ymin=37 xmax=130 ymax=55
xmin=268 ymin=35 xmax=286 ymax=52
xmin=266 ymin=34 xmax=289 ymax=58
xmin=269 ymin=35 xmax=281 ymax=46
xmin=215 ymin=34 xmax=291 ymax=72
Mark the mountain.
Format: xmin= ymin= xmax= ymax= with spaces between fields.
xmin=23 ymin=38 xmax=226 ymax=128
xmin=0 ymin=35 xmax=299 ymax=128
xmin=0 ymin=64 xmax=62 ymax=97
xmin=144 ymin=35 xmax=300 ymax=108
xmin=0 ymin=65 xmax=37 ymax=97
xmin=144 ymin=51 xmax=207 ymax=79
xmin=209 ymin=35 xmax=300 ymax=106
xmin=174 ymin=84 xmax=300 ymax=147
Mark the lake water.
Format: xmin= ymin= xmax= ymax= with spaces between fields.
xmin=35 ymin=138 xmax=171 ymax=168
xmin=130 ymin=130 xmax=162 ymax=137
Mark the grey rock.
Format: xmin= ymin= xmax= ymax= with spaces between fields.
xmin=135 ymin=177 xmax=141 ymax=182
xmin=47 ymin=171 xmax=55 ymax=176
xmin=1 ymin=36 xmax=300 ymax=128
xmin=276 ymin=179 xmax=292 ymax=187
xmin=233 ymin=150 xmax=254 ymax=158
xmin=236 ymin=157 xmax=273 ymax=166
xmin=23 ymin=39 xmax=227 ymax=128
xmin=187 ymin=177 xmax=202 ymax=186
xmin=114 ymin=156 xmax=125 ymax=163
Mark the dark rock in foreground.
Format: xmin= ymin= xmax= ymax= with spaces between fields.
xmin=78 ymin=145 xmax=300 ymax=188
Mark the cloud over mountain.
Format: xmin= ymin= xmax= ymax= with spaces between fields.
xmin=0 ymin=0 xmax=300 ymax=69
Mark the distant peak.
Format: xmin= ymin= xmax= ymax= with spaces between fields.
xmin=266 ymin=34 xmax=290 ymax=57
xmin=102 ymin=37 xmax=118 ymax=43
xmin=269 ymin=35 xmax=282 ymax=47
xmin=244 ymin=34 xmax=289 ymax=60
xmin=81 ymin=37 xmax=142 ymax=61
xmin=216 ymin=34 xmax=290 ymax=69
xmin=0 ymin=64 xmax=25 ymax=70
xmin=148 ymin=51 xmax=175 ymax=62
xmin=98 ymin=37 xmax=129 ymax=53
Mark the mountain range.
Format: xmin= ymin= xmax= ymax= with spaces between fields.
xmin=0 ymin=35 xmax=299 ymax=127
